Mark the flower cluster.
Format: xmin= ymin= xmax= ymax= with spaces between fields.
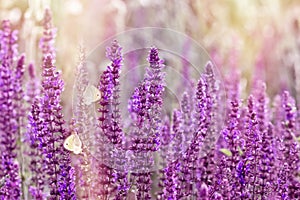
xmin=1 ymin=7 xmax=300 ymax=200
xmin=0 ymin=20 xmax=23 ymax=199
xmin=26 ymin=9 xmax=76 ymax=200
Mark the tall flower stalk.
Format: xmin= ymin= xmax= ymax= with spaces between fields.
xmin=127 ymin=47 xmax=165 ymax=200
xmin=0 ymin=20 xmax=22 ymax=199
xmin=26 ymin=9 xmax=76 ymax=199
xmin=27 ymin=99 xmax=46 ymax=199
xmin=72 ymin=46 xmax=96 ymax=199
xmin=275 ymin=91 xmax=300 ymax=199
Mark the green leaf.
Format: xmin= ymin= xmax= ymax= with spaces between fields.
xmin=238 ymin=146 xmax=243 ymax=156
xmin=219 ymin=148 xmax=232 ymax=157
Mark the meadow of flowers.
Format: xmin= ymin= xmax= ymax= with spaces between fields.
xmin=1 ymin=2 xmax=300 ymax=200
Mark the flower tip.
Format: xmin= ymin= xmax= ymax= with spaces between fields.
xmin=205 ymin=60 xmax=214 ymax=70
xmin=28 ymin=63 xmax=35 ymax=78
xmin=43 ymin=7 xmax=53 ymax=25
xmin=2 ymin=19 xmax=10 ymax=26
xmin=18 ymin=54 xmax=25 ymax=62
xmin=105 ymin=39 xmax=122 ymax=61
xmin=199 ymin=183 xmax=208 ymax=196
xmin=148 ymin=46 xmax=165 ymax=67
xmin=258 ymin=80 xmax=267 ymax=91
xmin=44 ymin=7 xmax=52 ymax=17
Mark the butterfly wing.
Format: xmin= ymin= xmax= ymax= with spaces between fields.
xmin=90 ymin=85 xmax=101 ymax=102
xmin=83 ymin=85 xmax=94 ymax=105
xmin=73 ymin=147 xmax=82 ymax=154
xmin=63 ymin=134 xmax=83 ymax=154
xmin=83 ymin=85 xmax=101 ymax=105
xmin=72 ymin=134 xmax=82 ymax=154
xmin=63 ymin=135 xmax=75 ymax=152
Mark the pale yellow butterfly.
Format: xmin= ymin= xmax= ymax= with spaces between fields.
xmin=82 ymin=84 xmax=101 ymax=105
xmin=63 ymin=133 xmax=82 ymax=154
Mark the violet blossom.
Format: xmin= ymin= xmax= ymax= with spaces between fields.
xmin=26 ymin=9 xmax=76 ymax=199
xmin=0 ymin=20 xmax=22 ymax=200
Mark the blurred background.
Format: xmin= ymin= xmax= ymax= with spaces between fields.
xmin=1 ymin=0 xmax=300 ymax=110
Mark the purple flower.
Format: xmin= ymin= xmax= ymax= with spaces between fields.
xmin=162 ymin=161 xmax=179 ymax=199
xmin=144 ymin=46 xmax=165 ymax=141
xmin=197 ymin=183 xmax=209 ymax=200
xmin=99 ymin=40 xmax=124 ymax=145
xmin=39 ymin=8 xmax=56 ymax=61
xmin=176 ymin=62 xmax=220 ymax=199
xmin=127 ymin=47 xmax=165 ymax=152
xmin=276 ymin=91 xmax=300 ymax=199
xmin=127 ymin=47 xmax=166 ymax=200
xmin=25 ymin=63 xmax=40 ymax=105
xmin=38 ymin=54 xmax=76 ymax=199
xmin=193 ymin=77 xmax=208 ymax=133
xmin=97 ymin=41 xmax=130 ymax=199
xmin=235 ymin=160 xmax=250 ymax=198
xmin=72 ymin=47 xmax=97 ymax=199
xmin=0 ymin=20 xmax=22 ymax=199
xmin=170 ymin=109 xmax=184 ymax=160
xmin=27 ymin=99 xmax=46 ymax=199
xmin=98 ymin=69 xmax=113 ymax=135
xmin=218 ymin=80 xmax=241 ymax=198
xmin=28 ymin=9 xmax=76 ymax=199
xmin=128 ymin=81 xmax=149 ymax=129
xmin=244 ymin=95 xmax=260 ymax=196
xmin=258 ymin=123 xmax=275 ymax=199
xmin=156 ymin=117 xmax=172 ymax=198
xmin=254 ymin=82 xmax=269 ymax=133
xmin=180 ymin=92 xmax=193 ymax=146
xmin=0 ymin=20 xmax=18 ymax=65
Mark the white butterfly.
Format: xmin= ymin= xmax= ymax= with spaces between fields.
xmin=63 ymin=133 xmax=82 ymax=154
xmin=82 ymin=84 xmax=101 ymax=105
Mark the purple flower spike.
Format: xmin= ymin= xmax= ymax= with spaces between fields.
xmin=106 ymin=40 xmax=123 ymax=65
xmin=198 ymin=183 xmax=209 ymax=200
xmin=13 ymin=55 xmax=26 ymax=126
xmin=157 ymin=117 xmax=172 ymax=198
xmin=162 ymin=161 xmax=179 ymax=199
xmin=144 ymin=47 xmax=165 ymax=150
xmin=218 ymin=84 xmax=241 ymax=198
xmin=254 ymin=81 xmax=269 ymax=133
xmin=27 ymin=99 xmax=46 ymax=199
xmin=97 ymin=41 xmax=129 ymax=199
xmin=180 ymin=92 xmax=193 ymax=145
xmin=193 ymin=77 xmax=208 ymax=137
xmin=145 ymin=47 xmax=165 ymax=107
xmin=25 ymin=63 xmax=40 ymax=106
xmin=0 ymin=20 xmax=18 ymax=65
xmin=98 ymin=41 xmax=124 ymax=146
xmin=244 ymin=95 xmax=261 ymax=198
xmin=0 ymin=20 xmax=22 ymax=200
xmin=171 ymin=109 xmax=184 ymax=160
xmin=128 ymin=46 xmax=165 ymax=152
xmin=127 ymin=47 xmax=166 ymax=200
xmin=38 ymin=55 xmax=76 ymax=199
xmin=258 ymin=123 xmax=275 ymax=199
xmin=40 ymin=8 xmax=56 ymax=61
xmin=25 ymin=10 xmax=77 ymax=198
xmin=276 ymin=91 xmax=300 ymax=199
xmin=107 ymin=40 xmax=124 ymax=145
